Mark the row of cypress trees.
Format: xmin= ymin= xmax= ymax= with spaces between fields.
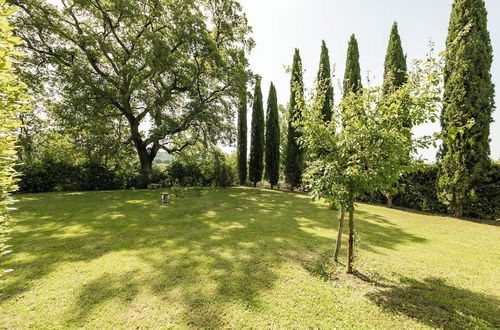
xmin=238 ymin=0 xmax=494 ymax=217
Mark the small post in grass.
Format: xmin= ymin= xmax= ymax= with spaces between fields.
xmin=161 ymin=192 xmax=170 ymax=205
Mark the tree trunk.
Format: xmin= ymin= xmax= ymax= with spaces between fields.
xmin=347 ymin=207 xmax=354 ymax=274
xmin=454 ymin=201 xmax=464 ymax=218
xmin=253 ymin=182 xmax=257 ymax=188
xmin=333 ymin=205 xmax=345 ymax=262
xmin=127 ymin=115 xmax=161 ymax=188
xmin=387 ymin=195 xmax=393 ymax=208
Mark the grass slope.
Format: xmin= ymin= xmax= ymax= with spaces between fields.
xmin=1 ymin=187 xmax=499 ymax=329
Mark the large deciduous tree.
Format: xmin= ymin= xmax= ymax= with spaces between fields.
xmin=237 ymin=86 xmax=247 ymax=185
xmin=297 ymin=57 xmax=442 ymax=273
xmin=316 ymin=40 xmax=333 ymax=122
xmin=284 ymin=49 xmax=304 ymax=191
xmin=265 ymin=82 xmax=279 ymax=189
xmin=438 ymin=0 xmax=494 ymax=217
xmin=12 ymin=0 xmax=253 ymax=184
xmin=0 ymin=0 xmax=28 ymax=276
xmin=249 ymin=76 xmax=264 ymax=187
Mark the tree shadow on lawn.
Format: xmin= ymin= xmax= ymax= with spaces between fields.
xmin=3 ymin=187 xmax=428 ymax=327
xmin=366 ymin=276 xmax=500 ymax=329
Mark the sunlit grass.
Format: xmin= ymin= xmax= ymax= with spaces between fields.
xmin=1 ymin=187 xmax=499 ymax=328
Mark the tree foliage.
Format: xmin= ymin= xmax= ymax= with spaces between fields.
xmin=265 ymin=82 xmax=279 ymax=188
xmin=297 ymin=57 xmax=442 ymax=273
xmin=249 ymin=76 xmax=264 ymax=186
xmin=284 ymin=49 xmax=304 ymax=190
xmin=12 ymin=0 xmax=253 ymax=184
xmin=381 ymin=22 xmax=408 ymax=206
xmin=237 ymin=86 xmax=247 ymax=185
xmin=383 ymin=22 xmax=407 ymax=94
xmin=343 ymin=34 xmax=362 ymax=95
xmin=316 ymin=40 xmax=334 ymax=122
xmin=0 ymin=0 xmax=28 ymax=276
xmin=438 ymin=0 xmax=495 ymax=217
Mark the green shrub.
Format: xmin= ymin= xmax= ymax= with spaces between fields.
xmin=360 ymin=163 xmax=500 ymax=220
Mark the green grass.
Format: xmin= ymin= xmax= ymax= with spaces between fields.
xmin=1 ymin=187 xmax=499 ymax=329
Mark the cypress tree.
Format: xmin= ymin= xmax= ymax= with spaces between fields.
xmin=285 ymin=49 xmax=304 ymax=191
xmin=382 ymin=22 xmax=408 ymax=208
xmin=237 ymin=87 xmax=247 ymax=185
xmin=438 ymin=0 xmax=494 ymax=217
xmin=316 ymin=40 xmax=334 ymax=122
xmin=249 ymin=76 xmax=265 ymax=187
xmin=343 ymin=35 xmax=362 ymax=95
xmin=383 ymin=22 xmax=407 ymax=94
xmin=265 ymin=82 xmax=280 ymax=189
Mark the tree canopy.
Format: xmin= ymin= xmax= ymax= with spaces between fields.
xmin=438 ymin=0 xmax=494 ymax=217
xmin=12 ymin=0 xmax=253 ymax=184
xmin=265 ymin=82 xmax=280 ymax=188
xmin=249 ymin=77 xmax=264 ymax=186
xmin=343 ymin=34 xmax=362 ymax=95
xmin=284 ymin=48 xmax=304 ymax=190
xmin=316 ymin=40 xmax=334 ymax=122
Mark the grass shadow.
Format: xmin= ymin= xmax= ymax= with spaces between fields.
xmin=367 ymin=276 xmax=500 ymax=329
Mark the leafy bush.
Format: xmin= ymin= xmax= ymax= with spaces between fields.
xmin=17 ymin=160 xmax=135 ymax=193
xmin=360 ymin=163 xmax=500 ymax=220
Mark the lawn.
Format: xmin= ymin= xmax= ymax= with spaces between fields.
xmin=1 ymin=187 xmax=499 ymax=329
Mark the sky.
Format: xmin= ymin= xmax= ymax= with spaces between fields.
xmin=237 ymin=0 xmax=500 ymax=162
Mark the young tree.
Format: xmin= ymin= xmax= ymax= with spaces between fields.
xmin=237 ymin=87 xmax=248 ymax=185
xmin=0 ymin=0 xmax=28 ymax=276
xmin=332 ymin=34 xmax=362 ymax=260
xmin=382 ymin=22 xmax=408 ymax=207
xmin=285 ymin=49 xmax=304 ymax=191
xmin=265 ymin=82 xmax=280 ymax=189
xmin=249 ymin=77 xmax=264 ymax=187
xmin=297 ymin=57 xmax=442 ymax=273
xmin=316 ymin=40 xmax=334 ymax=122
xmin=343 ymin=35 xmax=362 ymax=95
xmin=438 ymin=0 xmax=494 ymax=217
xmin=13 ymin=0 xmax=253 ymax=185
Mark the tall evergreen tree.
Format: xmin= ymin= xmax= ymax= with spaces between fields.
xmin=249 ymin=77 xmax=265 ymax=187
xmin=237 ymin=86 xmax=247 ymax=185
xmin=285 ymin=49 xmax=304 ymax=191
xmin=382 ymin=22 xmax=408 ymax=208
xmin=438 ymin=0 xmax=494 ymax=217
xmin=383 ymin=22 xmax=407 ymax=94
xmin=265 ymin=82 xmax=280 ymax=189
xmin=343 ymin=35 xmax=362 ymax=95
xmin=316 ymin=40 xmax=334 ymax=122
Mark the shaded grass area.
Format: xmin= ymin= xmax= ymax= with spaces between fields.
xmin=1 ymin=187 xmax=499 ymax=328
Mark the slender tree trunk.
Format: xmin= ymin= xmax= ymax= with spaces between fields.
xmin=454 ymin=201 xmax=464 ymax=218
xmin=387 ymin=195 xmax=393 ymax=208
xmin=347 ymin=207 xmax=354 ymax=274
xmin=333 ymin=205 xmax=345 ymax=262
xmin=253 ymin=182 xmax=257 ymax=188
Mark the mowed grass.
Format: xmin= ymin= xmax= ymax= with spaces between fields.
xmin=1 ymin=187 xmax=499 ymax=329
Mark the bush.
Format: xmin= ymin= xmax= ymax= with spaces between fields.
xmin=16 ymin=160 xmax=132 ymax=193
xmin=359 ymin=163 xmax=500 ymax=220
xmin=164 ymin=160 xmax=209 ymax=187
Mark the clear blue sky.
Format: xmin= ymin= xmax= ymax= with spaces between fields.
xmin=238 ymin=0 xmax=500 ymax=162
